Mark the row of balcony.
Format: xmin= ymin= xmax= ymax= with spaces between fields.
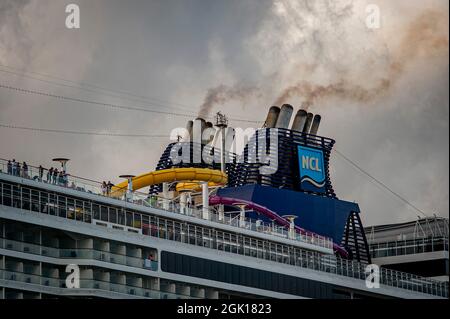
xmin=0 ymin=237 xmax=158 ymax=271
xmin=0 ymin=269 xmax=194 ymax=299
xmin=370 ymin=237 xmax=449 ymax=259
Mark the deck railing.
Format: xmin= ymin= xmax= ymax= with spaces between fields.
xmin=0 ymin=268 xmax=193 ymax=299
xmin=369 ymin=237 xmax=449 ymax=259
xmin=0 ymin=158 xmax=333 ymax=251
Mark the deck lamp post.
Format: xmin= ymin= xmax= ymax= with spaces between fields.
xmin=52 ymin=158 xmax=70 ymax=172
xmin=119 ymin=175 xmax=135 ymax=202
xmin=282 ymin=215 xmax=298 ymax=240
xmin=233 ymin=203 xmax=248 ymax=228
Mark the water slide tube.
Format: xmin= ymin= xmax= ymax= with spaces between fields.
xmin=176 ymin=181 xmax=221 ymax=192
xmin=209 ymin=195 xmax=348 ymax=257
xmin=112 ymin=168 xmax=227 ymax=196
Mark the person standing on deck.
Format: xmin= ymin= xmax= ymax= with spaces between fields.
xmin=101 ymin=182 xmax=107 ymax=196
xmin=53 ymin=168 xmax=58 ymax=184
xmin=7 ymin=160 xmax=12 ymax=175
xmin=39 ymin=165 xmax=44 ymax=182
xmin=47 ymin=167 xmax=53 ymax=183
xmin=22 ymin=162 xmax=28 ymax=178
xmin=11 ymin=159 xmax=16 ymax=176
xmin=16 ymin=162 xmax=21 ymax=177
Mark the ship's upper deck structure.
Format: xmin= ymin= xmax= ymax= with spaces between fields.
xmin=0 ymin=158 xmax=448 ymax=299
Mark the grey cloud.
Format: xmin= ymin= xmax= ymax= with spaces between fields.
xmin=0 ymin=0 xmax=448 ymax=227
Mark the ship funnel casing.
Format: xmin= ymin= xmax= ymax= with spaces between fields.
xmin=291 ymin=109 xmax=308 ymax=132
xmin=309 ymin=114 xmax=321 ymax=135
xmin=275 ymin=104 xmax=294 ymax=129
xmin=264 ymin=106 xmax=281 ymax=128
xmin=302 ymin=112 xmax=314 ymax=133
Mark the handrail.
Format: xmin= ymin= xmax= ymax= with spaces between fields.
xmin=370 ymin=236 xmax=449 ymax=258
xmin=0 ymin=159 xmax=332 ymax=250
xmin=0 ymin=267 xmax=194 ymax=299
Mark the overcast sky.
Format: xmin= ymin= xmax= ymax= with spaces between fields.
xmin=0 ymin=0 xmax=448 ymax=227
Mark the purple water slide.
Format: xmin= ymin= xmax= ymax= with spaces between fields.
xmin=209 ymin=195 xmax=348 ymax=257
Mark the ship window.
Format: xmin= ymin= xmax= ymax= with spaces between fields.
xmin=1 ymin=183 xmax=12 ymax=206
xmin=126 ymin=211 xmax=133 ymax=227
xmin=109 ymin=207 xmax=117 ymax=224
xmin=48 ymin=193 xmax=56 ymax=215
xmin=100 ymin=206 xmax=108 ymax=221
xmin=31 ymin=190 xmax=40 ymax=212
xmin=12 ymin=185 xmax=20 ymax=208
xmin=83 ymin=201 xmax=91 ymax=223
xmin=39 ymin=191 xmax=48 ymax=213
xmin=173 ymin=222 xmax=181 ymax=242
xmin=118 ymin=209 xmax=125 ymax=225
xmin=142 ymin=215 xmax=150 ymax=235
xmin=182 ymin=254 xmax=190 ymax=275
xmin=197 ymin=258 xmax=204 ymax=278
xmin=257 ymin=240 xmax=264 ymax=259
xmin=175 ymin=251 xmax=183 ymax=274
xmin=230 ymin=234 xmax=237 ymax=253
xmin=92 ymin=204 xmax=100 ymax=220
xmin=405 ymin=244 xmax=415 ymax=255
xmin=203 ymin=258 xmax=211 ymax=279
xmin=159 ymin=219 xmax=167 ymax=239
xmin=195 ymin=227 xmax=203 ymax=247
xmin=216 ymin=231 xmax=224 ymax=250
xmin=21 ymin=187 xmax=30 ymax=210
xmin=167 ymin=220 xmax=174 ymax=240
xmin=222 ymin=263 xmax=233 ymax=282
xmin=223 ymin=233 xmax=230 ymax=252
xmin=161 ymin=251 xmax=343 ymax=298
xmin=58 ymin=196 xmax=67 ymax=218
xmin=133 ymin=213 xmax=142 ymax=229
xmin=67 ymin=198 xmax=75 ymax=219
xmin=243 ymin=237 xmax=250 ymax=256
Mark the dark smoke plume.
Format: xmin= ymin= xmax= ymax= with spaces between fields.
xmin=274 ymin=10 xmax=449 ymax=108
xmin=197 ymin=9 xmax=448 ymax=116
xmin=198 ymin=84 xmax=261 ymax=118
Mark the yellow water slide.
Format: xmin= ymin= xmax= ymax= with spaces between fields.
xmin=111 ymin=167 xmax=227 ymax=196
xmin=175 ymin=181 xmax=221 ymax=192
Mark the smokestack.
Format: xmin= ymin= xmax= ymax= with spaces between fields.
xmin=275 ymin=104 xmax=293 ymax=129
xmin=263 ymin=106 xmax=281 ymax=128
xmin=184 ymin=120 xmax=193 ymax=141
xmin=309 ymin=114 xmax=321 ymax=135
xmin=193 ymin=117 xmax=206 ymax=144
xmin=291 ymin=109 xmax=308 ymax=132
xmin=302 ymin=113 xmax=313 ymax=133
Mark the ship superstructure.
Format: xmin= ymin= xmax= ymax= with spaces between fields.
xmin=0 ymin=105 xmax=448 ymax=299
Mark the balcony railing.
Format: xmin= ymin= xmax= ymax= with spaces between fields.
xmin=0 ymin=237 xmax=158 ymax=271
xmin=0 ymin=159 xmax=333 ymax=251
xmin=369 ymin=237 xmax=449 ymax=259
xmin=0 ymin=268 xmax=193 ymax=299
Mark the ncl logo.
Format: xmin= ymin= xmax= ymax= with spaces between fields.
xmin=297 ymin=146 xmax=325 ymax=189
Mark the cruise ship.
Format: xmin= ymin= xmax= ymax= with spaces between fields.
xmin=0 ymin=105 xmax=448 ymax=299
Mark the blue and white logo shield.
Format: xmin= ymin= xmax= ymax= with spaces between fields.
xmin=297 ymin=145 xmax=325 ymax=190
